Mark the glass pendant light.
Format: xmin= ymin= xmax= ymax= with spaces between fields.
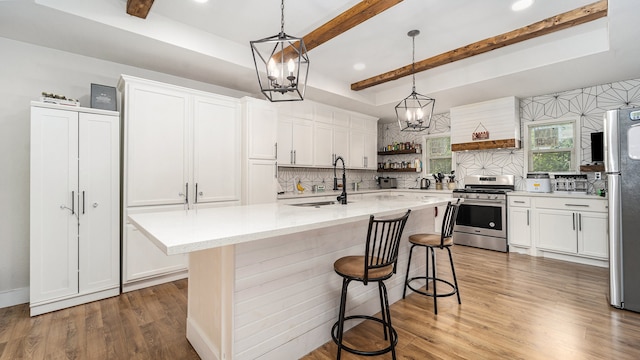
xmin=250 ymin=0 xmax=309 ymax=102
xmin=395 ymin=30 xmax=435 ymax=132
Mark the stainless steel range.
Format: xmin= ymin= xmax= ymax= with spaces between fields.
xmin=452 ymin=175 xmax=515 ymax=252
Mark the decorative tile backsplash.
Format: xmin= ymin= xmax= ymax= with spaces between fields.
xmin=279 ymin=77 xmax=640 ymax=194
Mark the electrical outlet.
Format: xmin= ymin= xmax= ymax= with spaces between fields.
xmin=595 ymin=172 xmax=602 ymax=180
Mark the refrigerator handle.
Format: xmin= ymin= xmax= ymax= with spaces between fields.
xmin=609 ymin=174 xmax=623 ymax=307
xmin=604 ymin=110 xmax=620 ymax=172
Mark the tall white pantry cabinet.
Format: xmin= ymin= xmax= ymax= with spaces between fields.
xmin=30 ymin=102 xmax=120 ymax=316
xmin=118 ymin=75 xmax=241 ymax=291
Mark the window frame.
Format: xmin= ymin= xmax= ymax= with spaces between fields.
xmin=524 ymin=117 xmax=580 ymax=175
xmin=422 ymin=133 xmax=453 ymax=176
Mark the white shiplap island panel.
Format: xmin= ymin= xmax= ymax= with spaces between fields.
xmin=128 ymin=194 xmax=453 ymax=360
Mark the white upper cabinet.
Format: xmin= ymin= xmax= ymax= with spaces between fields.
xmin=244 ymin=98 xmax=278 ymax=160
xmin=124 ymin=81 xmax=189 ymax=207
xmin=349 ymin=114 xmax=378 ymax=169
xmin=120 ymin=75 xmax=241 ymax=207
xmin=278 ymin=100 xmax=377 ymax=169
xmin=192 ymin=94 xmax=241 ymax=204
xmin=277 ymin=115 xmax=314 ymax=166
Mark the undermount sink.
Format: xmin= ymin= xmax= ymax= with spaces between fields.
xmin=288 ymin=201 xmax=336 ymax=208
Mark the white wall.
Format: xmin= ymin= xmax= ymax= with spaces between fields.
xmin=0 ymin=37 xmax=251 ymax=307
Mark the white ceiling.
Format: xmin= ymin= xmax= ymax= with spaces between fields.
xmin=1 ymin=0 xmax=639 ymax=122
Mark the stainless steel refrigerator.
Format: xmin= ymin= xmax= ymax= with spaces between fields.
xmin=606 ymin=107 xmax=640 ymax=312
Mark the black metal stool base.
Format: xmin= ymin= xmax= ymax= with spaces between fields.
xmin=406 ymin=276 xmax=459 ymax=299
xmin=331 ymin=315 xmax=398 ymax=357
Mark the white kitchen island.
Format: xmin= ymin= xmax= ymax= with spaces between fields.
xmin=128 ymin=193 xmax=453 ymax=360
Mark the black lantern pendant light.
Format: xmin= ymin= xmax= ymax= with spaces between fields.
xmin=395 ymin=30 xmax=435 ymax=132
xmin=250 ymin=0 xmax=309 ymax=102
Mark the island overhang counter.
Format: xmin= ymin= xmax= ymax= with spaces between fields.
xmin=128 ymin=194 xmax=454 ymax=360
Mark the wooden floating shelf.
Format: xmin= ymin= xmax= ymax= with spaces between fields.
xmin=378 ymin=149 xmax=421 ymax=155
xmin=580 ymin=164 xmax=605 ymax=172
xmin=377 ymin=168 xmax=419 ymax=173
xmin=451 ymin=139 xmax=519 ymax=151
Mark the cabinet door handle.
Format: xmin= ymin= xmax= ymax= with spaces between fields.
xmin=527 ymin=209 xmax=530 ymax=226
xmin=275 ymin=162 xmax=278 ymax=178
xmin=579 ymin=213 xmax=582 ymax=231
xmin=290 ymin=150 xmax=293 ymax=164
xmin=294 ymin=150 xmax=297 ymax=164
xmin=71 ymin=191 xmax=75 ymax=215
xmin=195 ymin=183 xmax=199 ymax=204
xmin=185 ymin=182 xmax=189 ymax=206
xmin=82 ymin=191 xmax=85 ymax=214
xmin=434 ymin=207 xmax=438 ymax=217
xmin=274 ymin=142 xmax=278 ymax=158
xmin=572 ymin=213 xmax=576 ymax=230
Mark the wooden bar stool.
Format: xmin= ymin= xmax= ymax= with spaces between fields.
xmin=331 ymin=210 xmax=411 ymax=360
xmin=403 ymin=200 xmax=461 ymax=314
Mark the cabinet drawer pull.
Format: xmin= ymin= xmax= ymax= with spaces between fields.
xmin=514 ymin=200 xmax=526 ymax=204
xmin=565 ymin=203 xmax=589 ymax=207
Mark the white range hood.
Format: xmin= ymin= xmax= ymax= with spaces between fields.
xmin=450 ymin=96 xmax=520 ymax=151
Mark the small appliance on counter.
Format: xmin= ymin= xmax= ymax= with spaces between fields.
xmin=420 ymin=178 xmax=431 ymax=189
xmin=378 ymin=177 xmax=397 ymax=189
xmin=526 ymin=172 xmax=551 ymax=193
xmin=553 ymin=174 xmax=588 ymax=194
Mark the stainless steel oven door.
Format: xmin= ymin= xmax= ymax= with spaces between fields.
xmin=454 ymin=199 xmax=506 ymax=239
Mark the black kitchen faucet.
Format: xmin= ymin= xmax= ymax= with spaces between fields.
xmin=333 ymin=156 xmax=348 ymax=205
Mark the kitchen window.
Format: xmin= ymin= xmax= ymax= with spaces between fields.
xmin=525 ymin=118 xmax=578 ymax=173
xmin=424 ymin=135 xmax=452 ymax=174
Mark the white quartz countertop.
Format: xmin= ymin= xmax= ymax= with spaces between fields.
xmin=508 ymin=191 xmax=607 ymax=200
xmin=277 ymin=188 xmax=453 ymax=200
xmin=128 ymin=195 xmax=453 ymax=256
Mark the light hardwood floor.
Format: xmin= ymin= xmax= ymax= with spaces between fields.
xmin=2 ymin=245 xmax=640 ymax=359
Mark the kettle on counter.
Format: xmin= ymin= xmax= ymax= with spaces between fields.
xmin=420 ymin=178 xmax=431 ymax=189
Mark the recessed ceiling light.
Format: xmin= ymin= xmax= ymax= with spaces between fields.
xmin=512 ymin=0 xmax=534 ymax=11
xmin=353 ymin=63 xmax=366 ymax=71
xmin=194 ymin=0 xmax=209 ymax=3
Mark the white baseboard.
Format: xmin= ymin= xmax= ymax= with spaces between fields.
xmin=0 ymin=287 xmax=29 ymax=309
xmin=30 ymin=287 xmax=120 ymax=316
xmin=122 ymin=270 xmax=188 ymax=293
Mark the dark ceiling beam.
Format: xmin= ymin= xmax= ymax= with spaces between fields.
xmin=127 ymin=0 xmax=155 ymax=19
xmin=351 ymin=0 xmax=608 ymax=91
xmin=277 ymin=0 xmax=403 ymax=60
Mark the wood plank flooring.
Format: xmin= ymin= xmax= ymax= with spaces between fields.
xmin=2 ymin=245 xmax=640 ymax=359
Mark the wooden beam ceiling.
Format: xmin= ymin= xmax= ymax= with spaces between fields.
xmin=277 ymin=0 xmax=403 ymax=61
xmin=127 ymin=0 xmax=155 ymax=19
xmin=351 ymin=0 xmax=608 ymax=91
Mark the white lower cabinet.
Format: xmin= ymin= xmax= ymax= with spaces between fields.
xmin=124 ymin=219 xmax=188 ymax=289
xmin=30 ymin=102 xmax=120 ymax=316
xmin=507 ymin=194 xmax=608 ymax=265
xmin=508 ymin=197 xmax=531 ymax=248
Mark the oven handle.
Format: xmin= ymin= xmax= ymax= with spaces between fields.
xmin=460 ymin=200 xmax=506 ymax=206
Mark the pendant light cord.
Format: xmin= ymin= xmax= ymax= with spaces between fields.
xmin=411 ymin=34 xmax=416 ymax=93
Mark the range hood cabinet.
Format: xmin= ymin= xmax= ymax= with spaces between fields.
xmin=450 ymin=96 xmax=520 ymax=151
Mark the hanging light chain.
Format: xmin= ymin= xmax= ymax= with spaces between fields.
xmin=280 ymin=0 xmax=285 ymax=35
